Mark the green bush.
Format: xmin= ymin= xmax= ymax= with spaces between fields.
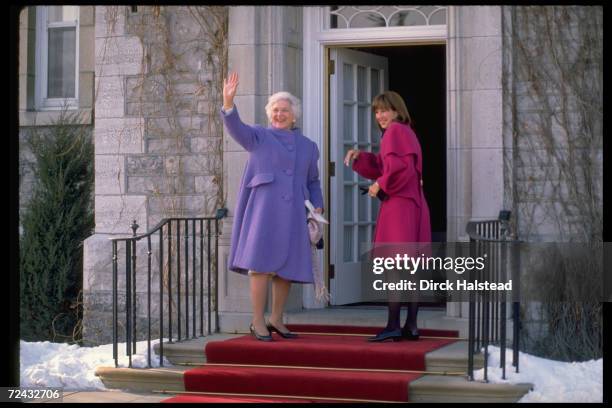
xmin=20 ymin=111 xmax=94 ymax=343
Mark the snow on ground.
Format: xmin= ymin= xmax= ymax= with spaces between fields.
xmin=20 ymin=340 xmax=603 ymax=402
xmin=20 ymin=339 xmax=170 ymax=391
xmin=474 ymin=345 xmax=603 ymax=402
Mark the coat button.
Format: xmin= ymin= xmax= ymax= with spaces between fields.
xmin=287 ymin=146 xmax=294 ymax=151
xmin=285 ymin=169 xmax=293 ymax=176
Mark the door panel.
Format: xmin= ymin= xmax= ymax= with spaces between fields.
xmin=330 ymin=48 xmax=388 ymax=305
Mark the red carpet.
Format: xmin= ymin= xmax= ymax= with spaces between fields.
xmin=163 ymin=324 xmax=458 ymax=403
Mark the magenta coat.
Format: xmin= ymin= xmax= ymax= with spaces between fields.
xmin=221 ymin=106 xmax=324 ymax=283
xmin=352 ymin=121 xmax=431 ymax=246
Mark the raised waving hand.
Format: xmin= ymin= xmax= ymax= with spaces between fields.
xmin=223 ymin=72 xmax=239 ymax=110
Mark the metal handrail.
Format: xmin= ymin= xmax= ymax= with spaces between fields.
xmin=110 ymin=209 xmax=227 ymax=368
xmin=466 ymin=212 xmax=520 ymax=382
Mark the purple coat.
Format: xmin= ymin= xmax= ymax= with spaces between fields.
xmin=221 ymin=107 xmax=324 ymax=283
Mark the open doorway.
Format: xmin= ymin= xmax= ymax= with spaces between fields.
xmin=328 ymin=44 xmax=446 ymax=306
xmin=352 ymin=45 xmax=447 ymax=242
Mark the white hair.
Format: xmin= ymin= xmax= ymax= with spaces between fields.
xmin=265 ymin=92 xmax=301 ymax=123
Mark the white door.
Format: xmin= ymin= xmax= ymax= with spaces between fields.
xmin=329 ymin=48 xmax=389 ymax=305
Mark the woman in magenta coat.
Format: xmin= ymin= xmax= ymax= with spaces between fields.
xmin=345 ymin=91 xmax=431 ymax=342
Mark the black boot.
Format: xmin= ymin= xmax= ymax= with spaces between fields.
xmin=402 ymin=302 xmax=420 ymax=341
xmin=369 ymin=302 xmax=402 ymax=342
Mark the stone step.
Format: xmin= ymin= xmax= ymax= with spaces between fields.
xmin=95 ymin=366 xmax=186 ymax=393
xmin=95 ymin=330 xmax=532 ymax=403
xmin=153 ymin=333 xmax=243 ymax=365
xmin=150 ymin=331 xmax=484 ymax=374
xmin=95 ymin=364 xmax=532 ymax=403
xmin=410 ymin=375 xmax=533 ymax=403
xmin=96 ymin=310 xmax=529 ymax=402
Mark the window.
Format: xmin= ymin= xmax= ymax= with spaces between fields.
xmin=329 ymin=6 xmax=447 ymax=29
xmin=35 ymin=6 xmax=79 ymax=109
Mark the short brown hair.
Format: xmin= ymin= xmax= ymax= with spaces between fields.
xmin=372 ymin=91 xmax=412 ymax=126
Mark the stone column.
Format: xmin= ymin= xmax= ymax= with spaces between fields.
xmin=446 ymin=6 xmax=504 ymax=318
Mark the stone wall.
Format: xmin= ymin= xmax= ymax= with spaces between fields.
xmin=502 ymin=6 xmax=603 ymax=242
xmin=83 ymin=6 xmax=227 ymax=345
xmin=501 ymin=6 xmax=603 ymax=361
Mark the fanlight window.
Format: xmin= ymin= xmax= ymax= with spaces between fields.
xmin=329 ymin=6 xmax=447 ymax=29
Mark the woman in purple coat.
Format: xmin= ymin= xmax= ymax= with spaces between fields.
xmin=221 ymin=72 xmax=324 ymax=341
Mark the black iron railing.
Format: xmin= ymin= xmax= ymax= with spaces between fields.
xmin=110 ymin=209 xmax=227 ymax=368
xmin=465 ymin=211 xmax=521 ymax=382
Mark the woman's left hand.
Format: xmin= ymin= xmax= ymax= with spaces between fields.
xmin=368 ymin=182 xmax=380 ymax=197
xmin=314 ymin=207 xmax=324 ymax=214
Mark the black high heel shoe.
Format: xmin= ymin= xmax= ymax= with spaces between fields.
xmin=250 ymin=324 xmax=273 ymax=342
xmin=266 ymin=322 xmax=298 ymax=339
xmin=401 ymin=326 xmax=420 ymax=341
xmin=367 ymin=328 xmax=403 ymax=342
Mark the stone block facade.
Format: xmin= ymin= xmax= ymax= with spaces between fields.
xmin=501 ymin=6 xmax=603 ymax=242
xmin=83 ymin=6 xmax=227 ymax=344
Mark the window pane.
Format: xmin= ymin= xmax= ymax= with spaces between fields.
xmin=430 ymin=8 xmax=447 ymax=25
xmin=350 ymin=12 xmax=386 ymax=28
xmin=48 ymin=6 xmax=78 ymax=23
xmin=358 ymin=106 xmax=367 ymax=143
xmin=330 ymin=6 xmax=339 ymax=28
xmin=358 ymin=225 xmax=370 ymax=257
xmin=372 ymin=198 xmax=380 ymax=220
xmin=344 ymin=226 xmax=354 ymax=262
xmin=344 ymin=185 xmax=354 ymax=222
xmin=344 ymin=144 xmax=356 ymax=181
xmin=357 ymin=66 xmax=367 ymax=102
xmin=343 ymin=104 xmax=354 ymax=142
xmin=48 ymin=27 xmax=76 ymax=98
xmin=371 ymin=111 xmax=380 ymax=145
xmin=330 ymin=6 xmax=352 ymax=29
xmin=371 ymin=69 xmax=380 ymax=97
xmin=358 ymin=187 xmax=369 ymax=222
xmin=371 ymin=69 xmax=381 ymax=144
xmin=343 ymin=63 xmax=354 ymax=100
xmin=389 ymin=10 xmax=427 ymax=27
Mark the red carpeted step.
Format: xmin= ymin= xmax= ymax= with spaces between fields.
xmin=167 ymin=324 xmax=459 ymax=404
xmin=205 ymin=332 xmax=456 ymax=371
xmin=183 ymin=365 xmax=420 ymax=402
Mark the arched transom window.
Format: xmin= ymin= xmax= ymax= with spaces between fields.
xmin=329 ymin=6 xmax=447 ymax=29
